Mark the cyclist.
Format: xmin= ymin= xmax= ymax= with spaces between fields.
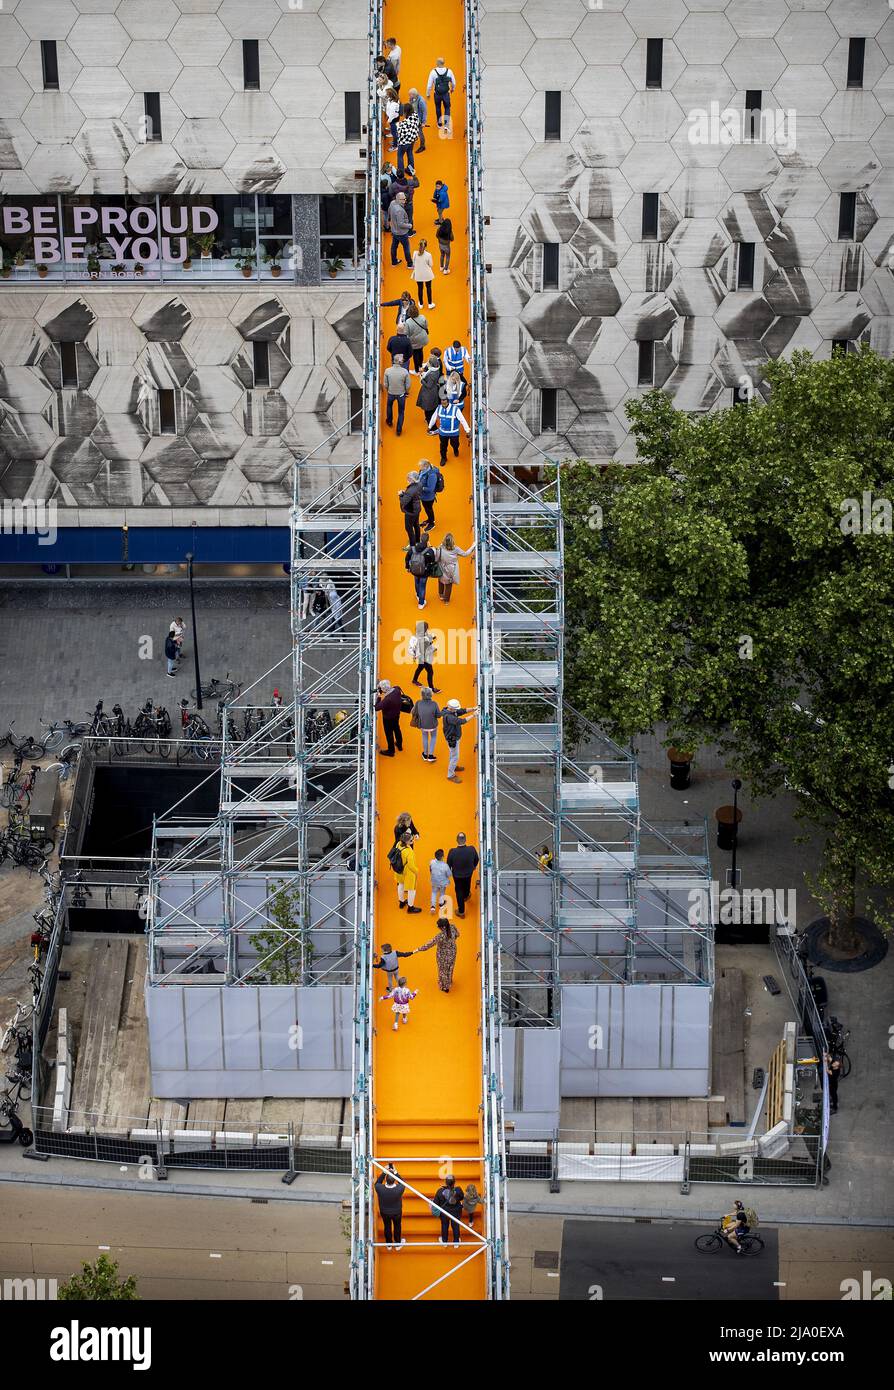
xmin=721 ymin=1199 xmax=751 ymax=1254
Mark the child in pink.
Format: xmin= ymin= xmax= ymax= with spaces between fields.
xmin=382 ymin=976 xmax=418 ymax=1031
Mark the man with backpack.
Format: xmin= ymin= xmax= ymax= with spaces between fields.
xmin=399 ymin=471 xmax=423 ymax=547
xmin=405 ymin=537 xmax=436 ymax=609
xmin=375 ymin=678 xmax=406 ymax=757
xmin=417 ymin=458 xmax=444 ymax=532
xmin=426 ymin=58 xmax=456 ymax=133
xmin=428 ymin=399 xmax=470 ymax=462
xmin=441 ymin=699 xmax=477 ymax=785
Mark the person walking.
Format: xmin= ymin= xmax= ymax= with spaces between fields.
xmin=444 ymin=370 xmax=465 ymax=405
xmin=388 ymin=193 xmax=413 ymax=268
xmin=375 ymin=1164 xmax=406 ymax=1251
xmin=393 ymin=830 xmax=421 ymax=914
xmin=322 ymin=575 xmax=343 ymax=632
xmin=386 ymin=325 xmax=412 ymax=365
xmin=431 ymin=179 xmax=450 ymax=226
xmin=374 ymin=942 xmax=414 ymax=995
xmin=395 ymin=102 xmax=422 ymax=178
xmin=409 ymin=620 xmax=439 ymax=691
xmin=383 ymin=354 xmax=411 ymax=436
xmin=462 ymin=1182 xmax=481 ymax=1231
xmin=411 ymin=686 xmax=441 ymax=763
xmin=416 ymin=356 xmax=444 ymax=424
xmin=441 ymin=700 xmax=477 ymax=784
xmin=447 ymin=832 xmax=479 ymax=918
xmin=382 ymin=290 xmax=415 ymax=327
xmin=165 ymin=626 xmax=180 ymax=678
xmin=405 ymin=537 xmax=433 ymax=610
xmin=394 ymin=810 xmax=420 ymax=845
xmin=404 ymin=301 xmax=430 ymax=374
xmin=399 ymin=471 xmax=423 ymax=547
xmin=385 ymin=37 xmax=402 ymax=77
xmin=407 ymin=88 xmax=428 ymax=153
xmin=824 ymin=1051 xmax=842 ymax=1113
xmin=428 ymin=399 xmax=470 ymax=462
xmin=415 ymin=916 xmax=460 ymax=993
xmin=433 ymin=532 xmax=474 ymax=604
xmin=411 ymin=240 xmax=435 ymax=309
xmin=428 ymin=847 xmax=451 ymax=906
xmin=432 ymin=1175 xmax=464 ymax=1245
xmin=437 ymin=215 xmax=453 ymax=274
xmin=417 ymin=458 xmax=444 ymax=532
xmin=375 ymin=678 xmax=405 ymax=756
xmin=426 ymin=59 xmax=456 ymax=134
xmin=384 ymin=977 xmax=417 ymax=1032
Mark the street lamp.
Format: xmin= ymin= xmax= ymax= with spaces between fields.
xmin=185 ymin=551 xmax=202 ymax=711
xmin=729 ymin=778 xmax=743 ymax=888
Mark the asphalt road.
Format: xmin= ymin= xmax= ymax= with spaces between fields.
xmin=560 ymin=1219 xmax=778 ymax=1300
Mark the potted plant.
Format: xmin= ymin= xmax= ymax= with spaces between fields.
xmin=111 ymin=263 xmax=126 ymax=277
xmin=13 ymin=244 xmax=28 ymax=275
xmin=86 ymin=247 xmax=101 ymax=279
xmin=264 ymin=246 xmax=283 ymax=278
xmin=235 ymin=248 xmax=255 ymax=278
xmin=326 ymin=256 xmax=345 ymax=279
xmin=196 ymin=232 xmax=216 ymax=266
xmin=133 ymin=263 xmax=144 ymax=278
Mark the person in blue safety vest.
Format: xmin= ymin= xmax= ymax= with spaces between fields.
xmin=427 ymin=399 xmax=470 ymax=463
xmin=443 ymin=340 xmax=471 ymax=375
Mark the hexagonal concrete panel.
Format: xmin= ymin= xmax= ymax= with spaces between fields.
xmin=621 ymin=143 xmax=683 ymax=193
xmin=71 ymin=68 xmax=133 ymax=120
xmin=218 ymin=0 xmax=282 ymax=39
xmin=221 ymin=93 xmax=285 ymax=144
xmin=765 ymin=218 xmax=827 ymax=269
xmin=727 ymin=0 xmax=786 ymax=38
xmin=827 ymin=0 xmax=888 ymax=39
xmin=16 ymin=1 xmax=78 ymax=42
xmin=571 ymin=119 xmax=634 ymax=170
xmin=521 ymin=91 xmax=584 ymax=146
xmin=116 ymin=0 xmax=180 ymax=41
xmin=621 ymin=92 xmax=684 ymax=144
xmin=776 ymin=10 xmax=838 ymax=65
xmin=172 ymin=119 xmax=236 ymax=170
xmin=24 ymin=145 xmax=87 ymax=194
xmin=68 ymin=14 xmax=130 ymax=66
xmin=573 ymin=13 xmax=637 ymax=66
xmin=124 ymin=143 xmax=187 ymax=193
xmin=774 ymin=65 xmax=836 ymax=118
xmin=119 ymin=42 xmax=183 ymax=94
xmin=714 ymin=291 xmax=775 ymax=340
xmin=275 ymin=119 xmax=336 ymax=171
xmin=186 ymin=412 xmax=244 ymax=461
xmin=667 ymin=218 xmax=730 ymax=268
xmin=567 ymin=270 xmax=627 ymax=318
xmin=39 ymin=299 xmax=97 ymax=343
xmin=0 ymin=368 xmax=52 ymax=415
xmin=169 ymin=13 xmax=231 ymax=66
xmin=720 ymin=143 xmax=781 ymax=194
xmin=92 ymin=413 xmax=150 ymax=462
xmin=171 ymin=68 xmax=234 ymax=119
xmin=617 ymin=292 xmax=678 ymax=340
xmin=220 ymin=39 xmax=283 ymax=94
xmin=521 ymin=143 xmax=582 ymax=194
xmin=819 ymin=142 xmax=880 ymax=192
xmin=675 ymin=12 xmax=737 ymax=64
xmin=0 ymin=16 xmax=30 ymax=68
xmin=573 ymin=67 xmax=635 ymax=120
xmin=617 ymin=242 xmax=676 ymax=294
xmin=521 ymin=40 xmax=585 ymax=89
xmin=270 ymin=68 xmax=334 ymax=120
xmin=721 ymin=192 xmax=779 ymax=243
xmin=671 ymin=167 xmax=731 ymax=220
xmin=22 ymin=94 xmax=84 ymax=145
xmin=623 ymin=0 xmax=687 ymax=40
xmin=270 ymin=12 xmax=333 ymax=67
xmin=484 ymin=67 xmax=536 ymax=120
xmin=223 ymin=144 xmax=286 ymax=193
xmin=672 ymin=65 xmax=736 ymax=115
xmin=723 ymin=40 xmax=787 ymax=90
xmin=479 ymin=10 xmax=534 ymax=64
xmin=668 ymin=267 xmax=727 ymax=318
xmin=811 ymin=291 xmax=872 ymax=339
xmin=764 ymin=266 xmax=824 ymax=316
xmin=813 ymin=243 xmax=869 ymax=293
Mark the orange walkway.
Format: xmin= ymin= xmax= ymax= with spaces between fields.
xmin=372 ymin=1 xmax=486 ymax=1300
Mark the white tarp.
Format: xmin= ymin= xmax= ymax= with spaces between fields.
xmin=557 ymin=1152 xmax=685 ymax=1182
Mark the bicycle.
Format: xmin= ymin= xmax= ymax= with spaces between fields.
xmin=1 ymin=1001 xmax=34 ymax=1053
xmin=695 ymin=1228 xmax=764 ymax=1255
xmin=0 ymin=751 xmax=24 ymax=810
xmin=110 ymin=703 xmax=130 ymax=756
xmin=191 ymin=673 xmax=242 ymax=703
xmin=0 ymin=722 xmax=45 ymax=760
xmin=40 ymin=716 xmax=90 ymax=750
xmin=826 ymin=1017 xmax=851 ymax=1077
xmin=11 ymin=763 xmax=40 ymax=817
xmin=88 ymin=699 xmax=116 ymax=738
xmin=132 ymin=701 xmax=172 ymax=757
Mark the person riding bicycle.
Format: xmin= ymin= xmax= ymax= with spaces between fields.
xmin=721 ymin=1200 xmax=751 ymax=1254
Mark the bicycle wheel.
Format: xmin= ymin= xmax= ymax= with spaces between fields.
xmin=837 ymin=1050 xmax=851 ymax=1078
xmin=34 ymin=836 xmax=55 ymax=855
xmin=18 ymin=1127 xmax=33 ymax=1147
xmin=42 ymin=727 xmax=64 ymax=751
xmin=740 ymin=1235 xmax=764 ymax=1254
xmin=158 ymin=737 xmax=172 ymax=760
xmin=695 ymin=1233 xmax=723 ymax=1252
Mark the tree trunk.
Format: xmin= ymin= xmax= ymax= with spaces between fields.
xmin=825 ymin=851 xmax=861 ymax=954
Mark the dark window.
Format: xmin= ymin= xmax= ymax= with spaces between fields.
xmin=344 ymin=91 xmax=362 ymax=142
xmin=832 ymin=339 xmax=851 ymax=356
xmin=252 ymin=340 xmax=270 ymax=387
xmin=737 ymin=242 xmax=755 ymax=291
xmin=646 ymin=39 xmax=663 ymax=89
xmin=540 ymin=388 xmax=558 ymax=433
xmin=159 ymin=389 xmax=176 ymax=435
xmin=745 ymin=90 xmax=762 ymax=141
xmin=349 ymin=387 xmax=364 ymax=433
xmin=60 ymin=341 xmax=78 ymax=388
xmin=542 ymin=242 xmax=559 ymax=290
xmin=847 ymin=37 xmax=865 ymax=89
xmin=243 ymin=39 xmax=260 ymax=91
xmin=41 ymin=41 xmax=59 ymax=92
xmin=143 ymin=93 xmax=162 ymax=143
xmin=642 ymin=193 xmax=659 ymax=240
xmin=637 ymin=340 xmax=654 ymax=386
xmin=838 ymin=192 xmax=857 ymax=240
xmin=544 ymin=91 xmax=561 ymax=142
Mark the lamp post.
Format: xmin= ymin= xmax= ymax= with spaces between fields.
xmin=730 ymin=778 xmax=742 ymax=888
xmin=185 ymin=551 xmax=202 ymax=710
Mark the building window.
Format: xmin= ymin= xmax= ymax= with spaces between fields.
xmin=544 ymin=91 xmax=561 ymax=142
xmin=646 ymin=39 xmax=663 ymax=90
xmin=847 ymin=38 xmax=865 ymax=89
xmin=732 ymin=385 xmax=750 ymax=407
xmin=243 ymin=40 xmax=260 ymax=91
xmin=319 ymin=193 xmax=367 ymax=279
xmin=344 ymin=92 xmax=362 ymax=142
xmin=542 ymin=242 xmax=559 ymax=290
xmin=60 ymin=341 xmax=78 ymax=388
xmin=737 ymin=242 xmax=755 ymax=291
xmin=540 ymin=388 xmax=557 ymax=433
xmin=642 ymin=193 xmax=659 ymax=240
xmin=349 ymin=387 xmax=364 ymax=433
xmin=637 ymin=340 xmax=654 ymax=386
xmin=832 ymin=339 xmax=851 ymax=356
xmin=252 ymin=340 xmax=270 ymax=387
xmin=41 ymin=41 xmax=59 ymax=92
xmin=745 ymin=90 xmax=762 ymax=142
xmin=838 ymin=192 xmax=857 ymax=240
xmin=143 ymin=93 xmax=162 ymax=143
xmin=158 ymin=390 xmax=176 ymax=435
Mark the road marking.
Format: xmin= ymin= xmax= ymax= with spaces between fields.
xmin=321 ymin=1260 xmax=334 ymax=1266
xmin=98 ymin=1245 xmax=110 ymax=1251
xmin=209 ymin=1253 xmax=222 ymax=1259
xmin=661 ymin=1277 xmax=675 ymax=1282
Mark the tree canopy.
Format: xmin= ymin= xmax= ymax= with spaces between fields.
xmin=560 ymin=346 xmax=894 ymax=932
xmin=58 ymin=1253 xmax=139 ymax=1301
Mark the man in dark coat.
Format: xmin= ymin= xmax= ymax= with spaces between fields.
xmin=375 ymin=679 xmax=404 ymax=756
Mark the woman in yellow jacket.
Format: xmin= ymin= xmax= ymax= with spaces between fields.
xmin=395 ymin=830 xmax=421 ymax=914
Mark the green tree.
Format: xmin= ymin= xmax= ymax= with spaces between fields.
xmin=249 ymin=881 xmax=310 ymax=983
xmin=58 ymin=1254 xmax=139 ymax=1301
xmin=560 ymin=347 xmax=894 ymax=947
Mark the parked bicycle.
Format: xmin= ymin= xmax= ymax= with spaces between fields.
xmin=0 ymin=1090 xmax=32 ymax=1147
xmin=826 ymin=1016 xmax=851 ymax=1076
xmin=0 ymin=829 xmax=51 ymax=868
xmin=132 ymin=700 xmax=172 ymax=756
xmin=191 ymin=673 xmax=242 ymax=703
xmin=0 ymin=722 xmax=45 ymax=759
xmin=1 ymin=1000 xmax=34 ymax=1054
xmin=0 ymin=751 xmax=24 ymax=810
xmin=88 ymin=700 xmax=116 ymax=738
xmin=40 ymin=715 xmax=91 ymax=749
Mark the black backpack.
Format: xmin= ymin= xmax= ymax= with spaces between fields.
xmin=435 ymin=469 xmax=445 ymax=494
xmin=434 ymin=70 xmax=451 ymax=98
xmin=423 ymin=546 xmax=438 ymax=575
xmin=312 ymin=590 xmax=328 ymax=615
xmin=387 ymin=843 xmax=404 ymax=873
xmin=442 ymin=710 xmax=462 ymax=747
